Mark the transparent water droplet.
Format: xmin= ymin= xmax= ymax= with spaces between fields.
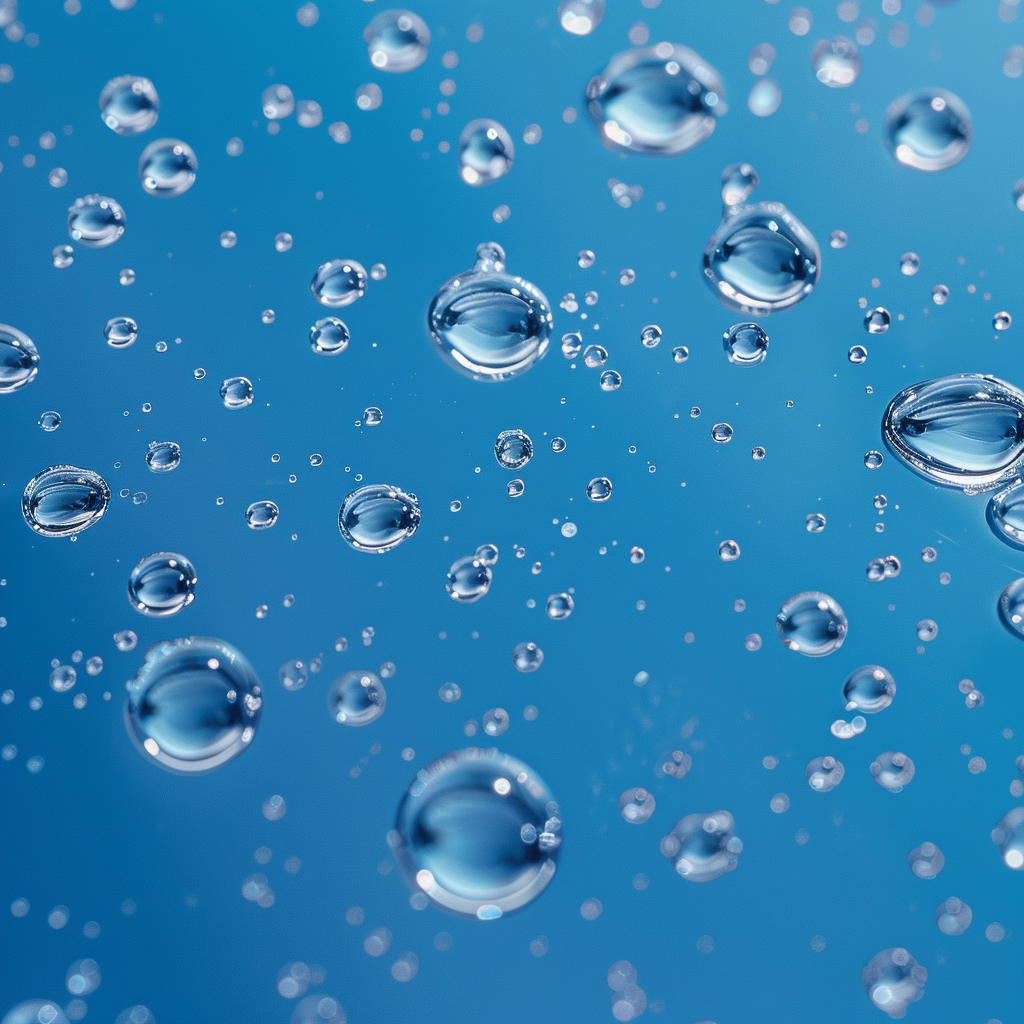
xmin=998 ymin=578 xmax=1024 ymax=639
xmin=551 ymin=437 xmax=566 ymax=453
xmin=805 ymin=512 xmax=826 ymax=532
xmin=328 ymin=670 xmax=385 ymax=725
xmin=245 ymin=500 xmax=279 ymax=530
xmin=355 ymin=83 xmax=383 ymax=111
xmin=900 ymin=252 xmax=920 ymax=276
xmin=672 ymin=345 xmax=689 ymax=363
xmin=908 ymin=842 xmax=944 ymax=878
xmin=220 ymin=376 xmax=253 ymax=409
xmin=870 ymin=751 xmax=915 ymax=792
xmin=220 ymin=231 xmax=237 ymax=248
xmin=748 ymin=42 xmax=775 ymax=76
xmin=776 ymin=591 xmax=848 ymax=657
xmin=864 ymin=450 xmax=884 ymax=469
xmin=0 ymin=323 xmax=39 ymax=393
xmin=723 ymin=322 xmax=768 ymax=365
xmin=718 ymin=539 xmax=740 ymax=561
xmin=139 ymin=138 xmax=197 ymax=197
xmin=811 ymin=36 xmax=861 ymax=87
xmin=844 ymin=665 xmax=895 ymax=713
xmin=849 ymin=344 xmax=868 ymax=364
xmin=546 ymin=593 xmax=574 ymax=620
xmin=936 ymin=897 xmax=972 ymax=935
xmin=864 ymin=307 xmax=890 ymax=334
xmin=52 ymin=243 xmax=74 ymax=268
xmin=640 ymin=324 xmax=662 ymax=348
xmin=577 ymin=249 xmax=595 ymax=268
xmin=599 ymin=369 xmax=622 ymax=391
xmin=99 ymin=75 xmax=159 ymax=135
xmin=127 ymin=552 xmax=197 ymax=617
xmin=661 ymin=810 xmax=740 ymax=882
xmin=68 ymin=194 xmax=125 ymax=247
xmin=829 ymin=229 xmax=847 ymax=249
xmin=586 ymin=476 xmax=612 ymax=502
xmin=991 ymin=807 xmax=1024 ymax=869
xmin=806 ymin=756 xmax=845 ymax=792
xmin=559 ymin=0 xmax=604 ymax=35
xmin=146 ymin=440 xmax=180 ymax=473
xmin=721 ymin=162 xmax=759 ymax=210
xmin=446 ymin=555 xmax=492 ymax=603
xmin=751 ymin=446 xmax=766 ymax=460
xmin=50 ymin=665 xmax=77 ymax=693
xmin=38 ymin=410 xmax=61 ymax=431
xmin=104 ymin=316 xmax=137 ymax=348
xmin=931 ymin=284 xmax=949 ymax=305
xmin=986 ymin=479 xmax=1024 ymax=549
xmin=459 ymin=119 xmax=514 ymax=187
xmin=262 ymin=84 xmax=294 ymax=119
xmin=311 ymin=259 xmax=367 ymax=307
xmin=507 ymin=479 xmax=525 ymax=498
xmin=338 ymin=484 xmax=421 ymax=553
xmin=619 ymin=787 xmax=655 ymax=824
xmin=309 ymin=317 xmax=350 ymax=355
xmin=22 ymin=465 xmax=110 ymax=537
xmin=886 ymin=88 xmax=971 ymax=172
xmin=862 ymin=948 xmax=927 ymax=1017
xmin=512 ymin=641 xmax=543 ymax=672
xmin=494 ymin=429 xmax=533 ymax=469
xmin=295 ymin=100 xmax=322 ymax=128
xmin=748 ymin=78 xmax=781 ymax=117
xmin=364 ymin=9 xmax=430 ymax=72
xmin=711 ymin=422 xmax=733 ymax=443
xmin=993 ymin=311 xmax=1012 ymax=331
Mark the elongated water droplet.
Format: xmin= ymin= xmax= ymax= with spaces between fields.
xmin=338 ymin=484 xmax=421 ymax=552
xmin=22 ymin=465 xmax=110 ymax=537
xmin=0 ymin=323 xmax=39 ymax=393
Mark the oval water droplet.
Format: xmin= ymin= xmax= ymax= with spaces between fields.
xmin=723 ymin=322 xmax=768 ymax=365
xmin=127 ymin=552 xmax=197 ymax=617
xmin=139 ymin=138 xmax=197 ymax=197
xmin=494 ymin=429 xmax=533 ymax=470
xmin=328 ymin=669 xmax=386 ymax=725
xmin=310 ymin=316 xmax=350 ymax=355
xmin=68 ymin=194 xmax=126 ymax=247
xmin=0 ymin=323 xmax=39 ymax=393
xmin=22 ymin=465 xmax=110 ymax=537
xmin=446 ymin=555 xmax=492 ymax=603
xmin=338 ymin=484 xmax=421 ymax=552
xmin=619 ymin=787 xmax=655 ymax=824
xmin=661 ymin=810 xmax=740 ymax=882
xmin=885 ymin=88 xmax=971 ymax=172
xmin=806 ymin=755 xmax=845 ymax=792
xmin=986 ymin=479 xmax=1024 ymax=549
xmin=776 ymin=591 xmax=848 ymax=657
xmin=99 ymin=75 xmax=159 ymax=135
xmin=246 ymin=500 xmax=279 ymax=530
xmin=311 ymin=259 xmax=367 ymax=307
xmin=458 ymin=119 xmax=514 ymax=186
xmin=146 ymin=440 xmax=181 ymax=472
xmin=364 ymin=9 xmax=430 ymax=72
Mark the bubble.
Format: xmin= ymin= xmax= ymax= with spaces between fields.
xmin=870 ymin=751 xmax=916 ymax=792
xmin=619 ymin=787 xmax=655 ymax=824
xmin=935 ymin=897 xmax=972 ymax=935
xmin=723 ymin=322 xmax=769 ymax=366
xmin=803 ymin=512 xmax=826 ymax=534
xmin=882 ymin=374 xmax=1024 ymax=493
xmin=494 ymin=429 xmax=533 ymax=470
xmin=987 ymin=480 xmax=1024 ymax=549
xmin=328 ymin=670 xmax=385 ymax=726
xmin=127 ymin=552 xmax=197 ymax=617
xmin=52 ymin=243 xmax=74 ymax=268
xmin=1 ymin=1002 xmax=69 ymax=1024
xmin=844 ymin=665 xmax=896 ymax=714
xmin=711 ymin=423 xmax=733 ymax=443
xmin=295 ymin=100 xmax=322 ymax=128
xmin=929 ymin=284 xmax=950 ymax=306
xmin=908 ymin=842 xmax=944 ymax=879
xmin=993 ymin=311 xmax=1012 ymax=331
xmin=50 ymin=665 xmax=76 ymax=692
xmin=806 ymin=755 xmax=845 ymax=792
xmin=338 ymin=484 xmax=421 ymax=553
xmin=311 ymin=259 xmax=367 ymax=307
xmin=770 ymin=793 xmax=790 ymax=813
xmin=718 ymin=540 xmax=740 ymax=561
xmin=864 ymin=450 xmax=884 ymax=470
xmin=125 ymin=636 xmax=262 ymax=774
xmin=748 ymin=79 xmax=782 ymax=117
xmin=146 ymin=440 xmax=180 ymax=473
xmin=310 ymin=317 xmax=350 ymax=355
xmin=22 ymin=465 xmax=110 ymax=537
xmin=364 ymin=9 xmax=430 ymax=72
xmin=559 ymin=0 xmax=604 ymax=35
xmin=139 ymin=138 xmax=197 ymax=197
xmin=862 ymin=948 xmax=927 ymax=1019
xmin=458 ymin=119 xmax=514 ymax=186
xmin=637 ymin=325 xmax=661 ymax=350
xmin=68 ymin=194 xmax=125 ymax=247
xmin=776 ymin=592 xmax=847 ymax=657
xmin=114 ymin=630 xmax=138 ymax=652
xmin=586 ymin=44 xmax=723 ymax=156
xmin=829 ymin=229 xmax=848 ymax=249
xmin=586 ymin=476 xmax=612 ymax=502
xmin=0 ymin=324 xmax=39 ymax=393
xmin=482 ymin=708 xmax=509 ymax=737
xmin=262 ymin=84 xmax=294 ymax=119
xmin=661 ymin=810 xmax=741 ymax=882
xmin=512 ymin=641 xmax=543 ymax=673
xmin=863 ymin=308 xmax=891 ymax=336
xmin=721 ymin=162 xmax=759 ymax=209
xmin=900 ymin=252 xmax=920 ymax=276
xmin=998 ymin=578 xmax=1024 ymax=639
xmin=428 ymin=243 xmax=552 ymax=381
xmin=104 ymin=316 xmax=138 ymax=348
xmin=672 ymin=345 xmax=690 ymax=363
xmin=446 ymin=555 xmax=492 ymax=603
xmin=577 ymin=250 xmax=595 ymax=268
xmin=246 ymin=500 xmax=279 ymax=530
xmin=811 ymin=35 xmax=861 ymax=86
xmin=65 ymin=958 xmax=101 ymax=996
xmin=886 ymin=88 xmax=971 ymax=172
xmin=220 ymin=376 xmax=253 ymax=409
xmin=99 ymin=75 xmax=159 ymax=134
xmin=85 ymin=657 xmax=103 ymax=676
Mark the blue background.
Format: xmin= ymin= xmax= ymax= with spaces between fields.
xmin=1 ymin=1 xmax=1022 ymax=1022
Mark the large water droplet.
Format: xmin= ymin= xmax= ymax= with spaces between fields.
xmin=364 ymin=9 xmax=430 ymax=72
xmin=22 ymin=465 xmax=110 ymax=537
xmin=99 ymin=75 xmax=159 ymax=135
xmin=811 ymin=36 xmax=861 ymax=87
xmin=987 ymin=479 xmax=1024 ymax=549
xmin=458 ymin=119 xmax=514 ymax=186
xmin=328 ymin=669 xmax=386 ymax=725
xmin=392 ymin=747 xmax=561 ymax=919
xmin=428 ymin=243 xmax=552 ymax=381
xmin=127 ymin=552 xmax=197 ymax=617
xmin=68 ymin=194 xmax=126 ymax=247
xmin=660 ymin=810 xmax=741 ymax=882
xmin=446 ymin=555 xmax=493 ymax=603
xmin=776 ymin=591 xmax=847 ymax=657
xmin=311 ymin=260 xmax=368 ymax=307
xmin=862 ymin=948 xmax=927 ymax=1018
xmin=0 ymin=323 xmax=39 ymax=393
xmin=338 ymin=484 xmax=421 ymax=552
xmin=139 ymin=138 xmax=197 ymax=197
xmin=125 ymin=636 xmax=262 ymax=774
xmin=998 ymin=578 xmax=1024 ymax=640
xmin=881 ymin=374 xmax=1024 ymax=493
xmin=885 ymin=88 xmax=971 ymax=172
xmin=844 ymin=665 xmax=896 ymax=713
xmin=586 ymin=43 xmax=724 ymax=156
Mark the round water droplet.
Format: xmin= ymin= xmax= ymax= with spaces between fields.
xmin=998 ymin=578 xmax=1024 ymax=640
xmin=987 ymin=479 xmax=1024 ymax=549
xmin=829 ymin=229 xmax=847 ymax=249
xmin=886 ymin=88 xmax=971 ymax=172
xmin=599 ymin=369 xmax=622 ymax=391
xmin=295 ymin=100 xmax=322 ymax=128
xmin=577 ymin=250 xmax=595 ymax=268
xmin=546 ymin=593 xmax=574 ymax=620
xmin=50 ymin=665 xmax=77 ymax=692
xmin=584 ymin=344 xmax=608 ymax=368
xmin=586 ymin=476 xmax=612 ymax=502
xmin=551 ymin=437 xmax=566 ymax=453
xmin=146 ymin=440 xmax=180 ymax=472
xmin=640 ymin=324 xmax=662 ymax=348
xmin=392 ymin=747 xmax=561 ymax=919
xmin=723 ymin=322 xmax=768 ymax=365
xmin=862 ymin=948 xmax=927 ymax=1017
xmin=311 ymin=259 xmax=367 ymax=307
xmin=262 ymin=84 xmax=295 ymax=119
xmin=619 ymin=787 xmax=655 ymax=824
xmin=864 ymin=307 xmax=890 ymax=334
xmin=559 ymin=0 xmax=604 ymax=35
xmin=99 ymin=75 xmax=159 ymax=135
xmin=274 ymin=232 xmax=293 ymax=253
xmin=261 ymin=309 xmax=275 ymax=325
xmin=310 ymin=316 xmax=350 ymax=355
xmin=459 ymin=119 xmax=514 ymax=186
xmin=68 ymin=194 xmax=125 ymax=247
xmin=364 ymin=9 xmax=430 ymax=72
xmin=507 ymin=479 xmax=525 ymax=498
xmin=805 ymin=512 xmax=826 ymax=533
xmin=900 ymin=252 xmax=920 ymax=276
xmin=22 ymin=465 xmax=110 ymax=537
xmin=125 ymin=636 xmax=262 ymax=774
xmin=711 ymin=422 xmax=733 ymax=443
xmin=916 ymin=618 xmax=938 ymax=642
xmin=494 ymin=429 xmax=533 ymax=470
xmin=703 ymin=202 xmax=821 ymax=315
xmin=220 ymin=376 xmax=253 ymax=409
xmin=362 ymin=406 xmax=382 ymax=426
xmin=870 ymin=751 xmax=915 ymax=791
xmin=864 ymin=450 xmax=884 ymax=470
xmin=338 ymin=484 xmax=421 ymax=553
xmin=661 ymin=810 xmax=740 ymax=882
xmin=931 ymin=284 xmax=949 ymax=305
xmin=220 ymin=230 xmax=237 ymax=248
xmin=811 ymin=36 xmax=861 ymax=87
xmin=52 ymin=244 xmax=74 ymax=268
xmin=428 ymin=243 xmax=552 ymax=381
xmin=849 ymin=344 xmax=868 ymax=364
xmin=748 ymin=78 xmax=781 ymax=117
xmin=776 ymin=591 xmax=847 ymax=657
xmin=246 ymin=500 xmax=279 ymax=530
xmin=806 ymin=755 xmax=845 ymax=792
xmin=908 ymin=842 xmax=944 ymax=879
xmin=992 ymin=807 xmax=1024 ymax=869
xmin=328 ymin=670 xmax=386 ymax=725
xmin=446 ymin=555 xmax=492 ymax=603
xmin=104 ymin=316 xmax=137 ymax=348
xmin=993 ymin=311 xmax=1012 ymax=331
xmin=0 ymin=323 xmax=39 ymax=393
xmin=512 ymin=641 xmax=543 ymax=673
xmin=881 ymin=374 xmax=1024 ymax=493
xmin=127 ymin=552 xmax=197 ymax=617
xmin=718 ymin=539 xmax=740 ymax=561
xmin=672 ymin=345 xmax=689 ymax=363
xmin=587 ymin=44 xmax=724 ymax=156
xmin=139 ymin=138 xmax=197 ymax=197
xmin=844 ymin=665 xmax=895 ymax=714
xmin=935 ymin=897 xmax=972 ymax=935
xmin=38 ymin=410 xmax=61 ymax=431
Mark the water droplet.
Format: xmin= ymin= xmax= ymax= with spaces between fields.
xmin=52 ymin=244 xmax=74 ymax=268
xmin=559 ymin=0 xmax=604 ymax=35
xmin=311 ymin=259 xmax=367 ymax=307
xmin=260 ymin=309 xmax=275 ymax=325
xmin=619 ymin=787 xmax=655 ymax=824
xmin=355 ymin=82 xmax=383 ymax=111
xmin=862 ymin=948 xmax=927 ymax=1017
xmin=459 ymin=119 xmax=514 ymax=186
xmin=220 ymin=376 xmax=253 ymax=409
xmin=805 ymin=512 xmax=826 ymax=533
xmin=811 ymin=36 xmax=861 ymax=87
xmin=936 ymin=897 xmax=972 ymax=935
xmin=806 ymin=755 xmax=845 ymax=792
xmin=672 ymin=345 xmax=689 ymax=363
xmin=776 ymin=591 xmax=848 ymax=657
xmin=0 ymin=323 xmax=39 ymax=393
xmin=886 ymin=88 xmax=971 ymax=172
xmin=494 ymin=429 xmax=533 ymax=470
xmin=721 ymin=162 xmax=759 ymax=210
xmin=446 ymin=555 xmax=492 ymax=603
xmin=50 ymin=665 xmax=76 ymax=692
xmin=916 ymin=618 xmax=938 ymax=642
xmin=661 ymin=810 xmax=741 ymax=882
xmin=864 ymin=307 xmax=890 ymax=334
xmin=931 ymin=284 xmax=949 ymax=305
xmin=881 ymin=374 xmax=1024 ymax=493
xmin=987 ymin=479 xmax=1024 ymax=549
xmin=338 ymin=484 xmax=421 ymax=553
xmin=295 ymin=99 xmax=322 ymax=128
xmin=127 ymin=552 xmax=197 ymax=617
xmin=125 ymin=637 xmax=262 ymax=774
xmin=993 ymin=311 xmax=1012 ymax=331
xmin=262 ymin=84 xmax=294 ymax=119
xmin=392 ymin=748 xmax=560 ymax=918
xmin=619 ymin=268 xmax=635 ymax=286
xmin=99 ymin=75 xmax=159 ymax=135
xmin=364 ymin=9 xmax=430 ymax=72
xmin=220 ymin=230 xmax=237 ymax=248
xmin=718 ymin=539 xmax=740 ymax=561
xmin=139 ymin=138 xmax=197 ymax=197
xmin=829 ymin=229 xmax=847 ymax=249
xmin=723 ymin=322 xmax=769 ymax=365
xmin=998 ymin=578 xmax=1024 ymax=639
xmin=512 ymin=641 xmax=543 ymax=673
xmin=546 ymin=593 xmax=574 ymax=620
xmin=551 ymin=437 xmax=566 ymax=453
xmin=992 ymin=807 xmax=1024 ymax=869
xmin=243 ymin=500 xmax=278 ymax=531
xmin=586 ymin=476 xmax=612 ymax=502
xmin=630 ymin=546 xmax=645 ymax=564
xmin=711 ymin=422 xmax=733 ymax=443
xmin=864 ymin=450 xmax=884 ymax=469
xmin=844 ymin=665 xmax=895 ymax=713
xmin=104 ymin=316 xmax=138 ymax=348
xmin=22 ymin=465 xmax=110 ymax=537
xmin=900 ymin=252 xmax=920 ymax=276
xmin=68 ymin=194 xmax=125 ymax=247
xmin=751 ymin=446 xmax=766 ymax=460
xmin=36 ymin=410 xmax=60 ymax=432
xmin=507 ymin=479 xmax=525 ymax=498
xmin=309 ymin=316 xmax=350 ymax=355
xmin=870 ymin=751 xmax=915 ymax=792
xmin=908 ymin=842 xmax=944 ymax=879
xmin=586 ymin=44 xmax=724 ymax=156
xmin=577 ymin=250 xmax=595 ymax=268
xmin=848 ymin=344 xmax=868 ymax=364
xmin=428 ymin=243 xmax=552 ymax=381
xmin=583 ymin=344 xmax=608 ymax=368
xmin=640 ymin=324 xmax=662 ymax=348
xmin=748 ymin=78 xmax=782 ymax=117
xmin=599 ymin=369 xmax=622 ymax=391
xmin=328 ymin=670 xmax=385 ymax=726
